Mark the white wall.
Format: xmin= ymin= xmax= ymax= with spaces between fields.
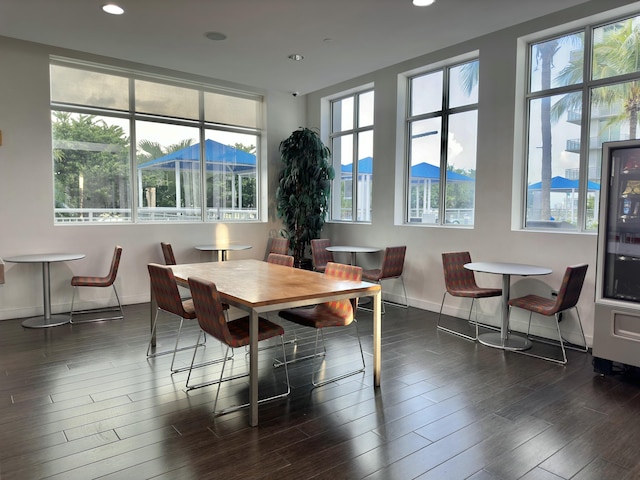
xmin=0 ymin=36 xmax=304 ymax=320
xmin=306 ymin=0 xmax=640 ymax=346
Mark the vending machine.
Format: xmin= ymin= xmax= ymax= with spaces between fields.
xmin=593 ymin=139 xmax=640 ymax=373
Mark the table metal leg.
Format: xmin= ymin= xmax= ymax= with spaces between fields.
xmin=373 ymin=289 xmax=382 ymax=387
xmin=477 ymin=273 xmax=531 ymax=351
xmin=249 ymin=309 xmax=259 ymax=426
xmin=22 ymin=261 xmax=71 ymax=328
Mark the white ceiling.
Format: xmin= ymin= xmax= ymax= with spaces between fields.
xmin=0 ymin=0 xmax=593 ymax=95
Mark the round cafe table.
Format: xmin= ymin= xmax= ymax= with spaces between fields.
xmin=5 ymin=253 xmax=86 ymax=328
xmin=325 ymin=245 xmax=381 ymax=266
xmin=195 ymin=244 xmax=252 ymax=262
xmin=464 ymin=261 xmax=552 ymax=351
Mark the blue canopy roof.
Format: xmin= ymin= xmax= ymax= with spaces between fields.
xmin=137 ymin=139 xmax=256 ymax=173
xmin=342 ymin=158 xmax=473 ymax=181
xmin=528 ymin=176 xmax=600 ymax=191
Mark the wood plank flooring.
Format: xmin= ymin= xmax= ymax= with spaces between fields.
xmin=1 ymin=303 xmax=639 ymax=479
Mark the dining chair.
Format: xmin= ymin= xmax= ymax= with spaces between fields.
xmin=147 ymin=263 xmax=230 ymax=374
xmin=361 ymin=246 xmax=408 ymax=314
xmin=268 ymin=238 xmax=290 ymax=256
xmin=160 ymin=242 xmax=177 ymax=265
xmin=310 ymin=238 xmax=334 ymax=273
xmin=186 ymin=276 xmax=290 ymax=413
xmin=278 ymin=262 xmax=365 ymax=387
xmin=69 ymin=246 xmax=124 ymax=324
xmin=438 ymin=251 xmax=502 ymax=341
xmin=266 ymin=253 xmax=294 ymax=267
xmin=507 ymin=263 xmax=589 ymax=364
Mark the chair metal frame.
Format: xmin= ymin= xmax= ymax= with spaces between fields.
xmin=507 ymin=264 xmax=589 ymax=365
xmin=437 ymin=251 xmax=502 ymax=341
xmin=186 ymin=276 xmax=290 ymax=414
xmin=277 ymin=262 xmax=365 ymax=387
xmin=69 ymin=246 xmax=124 ymax=324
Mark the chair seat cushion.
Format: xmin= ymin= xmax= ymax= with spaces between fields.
xmin=224 ymin=316 xmax=285 ymax=348
xmin=71 ymin=275 xmax=112 ymax=287
xmin=362 ymin=269 xmax=382 ymax=282
xmin=448 ymin=287 xmax=502 ymax=298
xmin=279 ymin=304 xmax=353 ymax=329
xmin=508 ymin=294 xmax=556 ymax=315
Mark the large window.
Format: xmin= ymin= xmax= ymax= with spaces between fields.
xmin=524 ymin=13 xmax=640 ymax=231
xmin=406 ymin=60 xmax=478 ymax=225
xmin=51 ymin=61 xmax=262 ymax=223
xmin=330 ymin=90 xmax=374 ymax=222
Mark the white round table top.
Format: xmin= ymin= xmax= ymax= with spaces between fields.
xmin=464 ymin=261 xmax=552 ymax=276
xmin=4 ymin=253 xmax=86 ymax=263
xmin=326 ymin=245 xmax=381 ymax=254
xmin=195 ymin=244 xmax=252 ymax=252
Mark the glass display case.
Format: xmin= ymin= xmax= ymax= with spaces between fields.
xmin=593 ymin=139 xmax=640 ymax=373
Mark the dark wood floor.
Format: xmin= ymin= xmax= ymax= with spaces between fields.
xmin=1 ymin=303 xmax=640 ymax=480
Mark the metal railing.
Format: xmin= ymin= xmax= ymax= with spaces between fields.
xmin=55 ymin=207 xmax=258 ymax=223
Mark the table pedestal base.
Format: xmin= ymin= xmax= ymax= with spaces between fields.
xmin=478 ymin=332 xmax=531 ymax=351
xmin=22 ymin=314 xmax=70 ymax=329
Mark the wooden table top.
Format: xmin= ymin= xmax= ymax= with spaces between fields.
xmin=170 ymin=259 xmax=380 ymax=310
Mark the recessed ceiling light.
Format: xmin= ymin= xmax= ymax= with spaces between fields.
xmin=288 ymin=54 xmax=304 ymax=61
xmin=413 ymin=0 xmax=435 ymax=6
xmin=205 ymin=31 xmax=227 ymax=41
xmin=102 ymin=4 xmax=124 ymax=15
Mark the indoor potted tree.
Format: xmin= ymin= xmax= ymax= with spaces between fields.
xmin=276 ymin=127 xmax=334 ymax=268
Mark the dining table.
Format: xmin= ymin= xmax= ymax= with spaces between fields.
xmin=325 ymin=245 xmax=381 ymax=266
xmin=195 ymin=244 xmax=252 ymax=262
xmin=152 ymin=258 xmax=382 ymax=427
xmin=464 ymin=261 xmax=552 ymax=351
xmin=5 ymin=252 xmax=86 ymax=328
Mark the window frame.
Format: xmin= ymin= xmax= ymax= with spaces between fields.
xmin=50 ymin=58 xmax=264 ymax=225
xmin=404 ymin=58 xmax=479 ymax=227
xmin=328 ymin=88 xmax=375 ymax=223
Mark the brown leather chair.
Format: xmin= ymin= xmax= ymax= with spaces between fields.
xmin=269 ymin=238 xmax=290 ymax=256
xmin=187 ymin=276 xmax=290 ymax=413
xmin=310 ymin=239 xmax=334 ymax=273
xmin=278 ymin=262 xmax=365 ymax=387
xmin=507 ymin=264 xmax=588 ymax=364
xmin=362 ymin=246 xmax=408 ymax=313
xmin=69 ymin=246 xmax=124 ymax=323
xmin=267 ymin=253 xmax=294 ymax=267
xmin=438 ymin=251 xmax=502 ymax=341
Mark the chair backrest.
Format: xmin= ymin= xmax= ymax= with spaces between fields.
xmin=148 ymin=263 xmax=192 ymax=318
xmin=311 ymin=238 xmax=334 ymax=270
xmin=380 ymin=246 xmax=407 ymax=279
xmin=105 ymin=246 xmax=123 ymax=286
xmin=553 ymin=264 xmax=588 ymax=313
xmin=161 ymin=242 xmax=177 ymax=265
xmin=188 ymin=276 xmax=233 ymax=346
xmin=269 ymin=238 xmax=290 ymax=255
xmin=442 ymin=251 xmax=479 ymax=293
xmin=318 ymin=262 xmax=362 ymax=323
xmin=267 ymin=253 xmax=294 ymax=267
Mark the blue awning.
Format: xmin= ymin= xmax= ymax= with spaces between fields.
xmin=342 ymin=158 xmax=473 ymax=181
xmin=528 ymin=176 xmax=600 ymax=191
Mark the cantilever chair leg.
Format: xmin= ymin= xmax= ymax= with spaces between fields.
xmin=437 ymin=293 xmax=479 ymax=341
xmin=311 ymin=320 xmax=365 ymax=387
xmin=69 ymin=284 xmax=124 ymax=324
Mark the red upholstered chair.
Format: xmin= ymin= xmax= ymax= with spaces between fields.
xmin=507 ymin=264 xmax=588 ymax=364
xmin=362 ymin=246 xmax=408 ymax=313
xmin=438 ymin=251 xmax=502 ymax=341
xmin=69 ymin=246 xmax=124 ymax=323
xmin=160 ymin=242 xmax=177 ymax=265
xmin=267 ymin=253 xmax=294 ymax=267
xmin=278 ymin=262 xmax=365 ymax=387
xmin=311 ymin=238 xmax=334 ymax=273
xmin=147 ymin=263 xmax=224 ymax=374
xmin=269 ymin=238 xmax=290 ymax=256
xmin=186 ymin=276 xmax=290 ymax=413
